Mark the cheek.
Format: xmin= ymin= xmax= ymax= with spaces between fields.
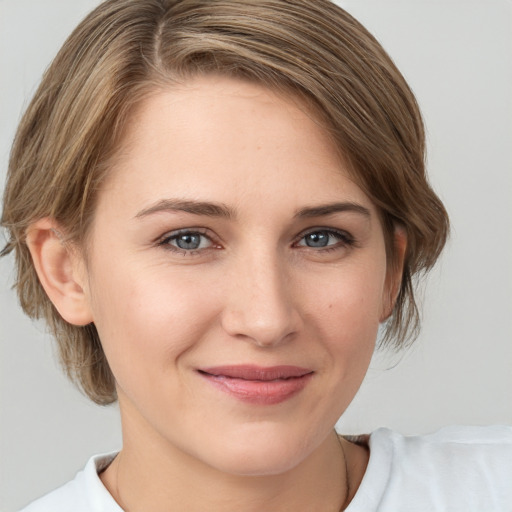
xmin=299 ymin=258 xmax=386 ymax=392
xmin=290 ymin=262 xmax=385 ymax=426
xmin=302 ymin=259 xmax=387 ymax=341
xmin=86 ymin=262 xmax=222 ymax=381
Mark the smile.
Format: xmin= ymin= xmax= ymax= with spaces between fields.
xmin=198 ymin=365 xmax=314 ymax=405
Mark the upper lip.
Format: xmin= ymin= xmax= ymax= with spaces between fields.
xmin=199 ymin=365 xmax=313 ymax=381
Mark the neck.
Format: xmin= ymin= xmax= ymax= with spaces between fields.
xmin=101 ymin=428 xmax=353 ymax=512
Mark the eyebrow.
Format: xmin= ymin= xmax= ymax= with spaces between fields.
xmin=134 ymin=199 xmax=235 ymax=219
xmin=134 ymin=198 xmax=371 ymax=221
xmin=294 ymin=202 xmax=371 ymax=219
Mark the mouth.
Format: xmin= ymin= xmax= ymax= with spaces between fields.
xmin=197 ymin=365 xmax=314 ymax=405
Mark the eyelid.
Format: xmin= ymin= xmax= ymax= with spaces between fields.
xmin=294 ymin=227 xmax=356 ymax=248
xmin=157 ymin=227 xmax=207 ymax=241
xmin=155 ymin=226 xmax=356 ymax=256
xmin=157 ymin=227 xmax=221 ymax=254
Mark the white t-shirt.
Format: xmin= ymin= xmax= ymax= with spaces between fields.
xmin=20 ymin=426 xmax=512 ymax=512
xmin=346 ymin=425 xmax=512 ymax=511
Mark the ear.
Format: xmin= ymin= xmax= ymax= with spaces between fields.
xmin=26 ymin=218 xmax=93 ymax=326
xmin=380 ymin=226 xmax=407 ymax=322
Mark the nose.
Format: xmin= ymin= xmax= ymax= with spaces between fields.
xmin=220 ymin=250 xmax=302 ymax=347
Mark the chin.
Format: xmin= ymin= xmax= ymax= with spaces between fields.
xmin=200 ymin=426 xmax=318 ymax=477
xmin=215 ymin=449 xmax=306 ymax=477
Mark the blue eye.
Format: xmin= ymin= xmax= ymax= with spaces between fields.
xmin=303 ymin=231 xmax=330 ymax=247
xmin=297 ymin=229 xmax=353 ymax=249
xmin=160 ymin=231 xmax=213 ymax=252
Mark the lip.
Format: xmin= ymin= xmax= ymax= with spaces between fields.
xmin=198 ymin=365 xmax=314 ymax=405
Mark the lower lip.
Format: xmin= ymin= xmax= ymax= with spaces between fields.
xmin=199 ymin=372 xmax=313 ymax=405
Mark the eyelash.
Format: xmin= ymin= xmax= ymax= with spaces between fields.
xmin=157 ymin=229 xmax=219 ymax=256
xmin=294 ymin=228 xmax=356 ymax=253
xmin=157 ymin=227 xmax=356 ymax=256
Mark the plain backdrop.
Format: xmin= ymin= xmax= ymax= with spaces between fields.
xmin=1 ymin=0 xmax=511 ymax=510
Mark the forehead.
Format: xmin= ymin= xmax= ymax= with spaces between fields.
xmin=99 ymin=75 xmax=375 ymax=215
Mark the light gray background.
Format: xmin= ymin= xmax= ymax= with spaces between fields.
xmin=1 ymin=0 xmax=511 ymax=510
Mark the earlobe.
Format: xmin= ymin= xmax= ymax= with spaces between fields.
xmin=26 ymin=218 xmax=93 ymax=326
xmin=380 ymin=226 xmax=407 ymax=322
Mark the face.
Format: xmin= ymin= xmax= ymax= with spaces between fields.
xmin=80 ymin=76 xmax=393 ymax=476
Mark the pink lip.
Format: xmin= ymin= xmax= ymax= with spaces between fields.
xmin=198 ymin=365 xmax=313 ymax=405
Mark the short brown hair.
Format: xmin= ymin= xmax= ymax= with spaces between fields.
xmin=1 ymin=0 xmax=449 ymax=405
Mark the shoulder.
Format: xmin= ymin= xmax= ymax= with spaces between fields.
xmin=346 ymin=425 xmax=512 ymax=512
xmin=19 ymin=453 xmax=122 ymax=512
xmin=371 ymin=424 xmax=512 ymax=459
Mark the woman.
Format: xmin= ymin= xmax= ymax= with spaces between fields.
xmin=2 ymin=1 xmax=511 ymax=510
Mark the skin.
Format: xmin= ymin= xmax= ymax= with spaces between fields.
xmin=28 ymin=76 xmax=405 ymax=511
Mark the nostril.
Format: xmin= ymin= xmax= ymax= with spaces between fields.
xmin=220 ymin=261 xmax=301 ymax=346
xmin=220 ymin=300 xmax=299 ymax=345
